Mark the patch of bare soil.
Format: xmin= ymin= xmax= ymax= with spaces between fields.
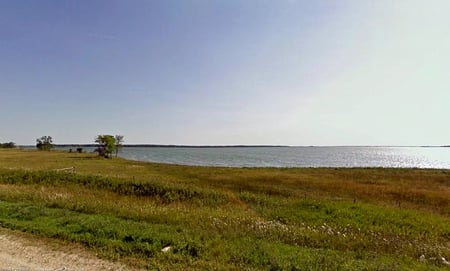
xmin=0 ymin=229 xmax=138 ymax=271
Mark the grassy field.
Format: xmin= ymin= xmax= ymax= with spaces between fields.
xmin=0 ymin=148 xmax=449 ymax=270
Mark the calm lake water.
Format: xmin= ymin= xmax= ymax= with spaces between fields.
xmin=57 ymin=146 xmax=450 ymax=169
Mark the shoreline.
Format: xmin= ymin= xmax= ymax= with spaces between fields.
xmin=17 ymin=144 xmax=450 ymax=148
xmin=6 ymin=148 xmax=450 ymax=170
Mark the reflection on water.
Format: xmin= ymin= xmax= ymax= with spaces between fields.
xmin=104 ymin=146 xmax=450 ymax=168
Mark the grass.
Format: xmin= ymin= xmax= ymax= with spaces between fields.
xmin=0 ymin=148 xmax=449 ymax=270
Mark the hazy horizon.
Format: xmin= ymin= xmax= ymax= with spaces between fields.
xmin=1 ymin=1 xmax=449 ymax=146
xmin=18 ymin=143 xmax=449 ymax=148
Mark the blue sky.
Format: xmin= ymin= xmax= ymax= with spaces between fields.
xmin=1 ymin=0 xmax=449 ymax=145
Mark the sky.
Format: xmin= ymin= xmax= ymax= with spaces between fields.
xmin=1 ymin=0 xmax=449 ymax=146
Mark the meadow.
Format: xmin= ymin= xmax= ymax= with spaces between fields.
xmin=0 ymin=148 xmax=449 ymax=270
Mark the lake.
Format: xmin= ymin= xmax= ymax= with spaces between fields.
xmin=56 ymin=146 xmax=450 ymax=169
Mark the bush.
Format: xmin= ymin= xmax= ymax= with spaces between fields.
xmin=36 ymin=136 xmax=54 ymax=151
xmin=0 ymin=142 xmax=16 ymax=148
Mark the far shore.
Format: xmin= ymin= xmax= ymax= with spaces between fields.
xmin=17 ymin=144 xmax=450 ymax=148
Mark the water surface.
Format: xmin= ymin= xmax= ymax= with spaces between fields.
xmin=114 ymin=146 xmax=450 ymax=168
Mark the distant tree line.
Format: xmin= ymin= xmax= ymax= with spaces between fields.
xmin=0 ymin=142 xmax=16 ymax=148
xmin=30 ymin=134 xmax=124 ymax=159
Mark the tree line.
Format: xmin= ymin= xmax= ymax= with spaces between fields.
xmin=33 ymin=134 xmax=124 ymax=158
xmin=1 ymin=135 xmax=124 ymax=159
xmin=0 ymin=142 xmax=16 ymax=148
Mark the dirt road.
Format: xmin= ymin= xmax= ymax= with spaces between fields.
xmin=0 ymin=230 xmax=134 ymax=271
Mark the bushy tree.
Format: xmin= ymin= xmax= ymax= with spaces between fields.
xmin=95 ymin=135 xmax=116 ymax=158
xmin=36 ymin=136 xmax=54 ymax=151
xmin=0 ymin=142 xmax=16 ymax=148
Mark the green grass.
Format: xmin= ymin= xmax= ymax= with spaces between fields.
xmin=0 ymin=149 xmax=449 ymax=270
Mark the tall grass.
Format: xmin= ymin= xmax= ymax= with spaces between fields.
xmin=0 ymin=149 xmax=449 ymax=270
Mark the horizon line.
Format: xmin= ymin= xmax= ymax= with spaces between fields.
xmin=17 ymin=144 xmax=450 ymax=148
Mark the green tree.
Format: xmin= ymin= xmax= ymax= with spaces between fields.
xmin=114 ymin=135 xmax=124 ymax=157
xmin=0 ymin=142 xmax=16 ymax=148
xmin=36 ymin=136 xmax=54 ymax=151
xmin=95 ymin=135 xmax=116 ymax=158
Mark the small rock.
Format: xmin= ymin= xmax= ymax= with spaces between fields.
xmin=161 ymin=246 xmax=172 ymax=253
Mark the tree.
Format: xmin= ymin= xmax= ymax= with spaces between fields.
xmin=0 ymin=142 xmax=16 ymax=148
xmin=36 ymin=136 xmax=54 ymax=151
xmin=114 ymin=135 xmax=124 ymax=157
xmin=95 ymin=135 xmax=116 ymax=158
